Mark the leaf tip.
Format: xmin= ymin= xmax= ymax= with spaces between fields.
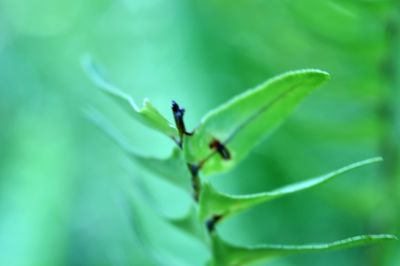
xmin=305 ymin=68 xmax=330 ymax=81
xmin=362 ymin=156 xmax=384 ymax=165
xmin=142 ymin=97 xmax=151 ymax=107
xmin=275 ymin=69 xmax=330 ymax=89
xmin=80 ymin=53 xmax=100 ymax=79
xmin=363 ymin=234 xmax=398 ymax=243
xmin=383 ymin=234 xmax=398 ymax=241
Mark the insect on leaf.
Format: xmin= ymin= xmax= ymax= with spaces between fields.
xmin=184 ymin=69 xmax=330 ymax=176
xmin=86 ymin=107 xmax=191 ymax=193
xmin=82 ymin=55 xmax=179 ymax=141
xmin=199 ymin=157 xmax=382 ymax=222
xmin=210 ymin=234 xmax=397 ymax=266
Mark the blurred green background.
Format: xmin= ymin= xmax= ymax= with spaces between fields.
xmin=0 ymin=0 xmax=399 ymax=265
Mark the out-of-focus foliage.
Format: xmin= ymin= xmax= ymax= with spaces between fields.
xmin=0 ymin=0 xmax=399 ymax=266
xmin=85 ymin=62 xmax=395 ymax=265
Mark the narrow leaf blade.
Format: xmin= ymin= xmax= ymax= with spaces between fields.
xmin=211 ymin=234 xmax=397 ymax=266
xmin=82 ymin=55 xmax=178 ymax=140
xmin=86 ymin=107 xmax=191 ymax=192
xmin=199 ymin=158 xmax=382 ymax=221
xmin=184 ymin=69 xmax=329 ymax=175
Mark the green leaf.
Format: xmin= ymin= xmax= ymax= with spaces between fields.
xmin=127 ymin=190 xmax=190 ymax=266
xmin=82 ymin=55 xmax=178 ymax=141
xmin=85 ymin=107 xmax=191 ymax=192
xmin=184 ymin=69 xmax=330 ymax=176
xmin=168 ymin=207 xmax=209 ymax=243
xmin=199 ymin=157 xmax=382 ymax=222
xmin=210 ymin=234 xmax=397 ymax=266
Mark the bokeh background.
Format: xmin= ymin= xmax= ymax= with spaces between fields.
xmin=0 ymin=0 xmax=399 ymax=265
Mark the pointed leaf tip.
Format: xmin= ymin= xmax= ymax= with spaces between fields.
xmin=199 ymin=157 xmax=382 ymax=222
xmin=211 ymin=234 xmax=396 ymax=266
xmin=184 ymin=69 xmax=330 ymax=176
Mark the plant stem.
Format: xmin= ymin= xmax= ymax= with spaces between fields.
xmin=188 ymin=163 xmax=201 ymax=201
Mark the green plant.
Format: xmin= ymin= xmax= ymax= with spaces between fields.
xmin=83 ymin=56 xmax=397 ymax=266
